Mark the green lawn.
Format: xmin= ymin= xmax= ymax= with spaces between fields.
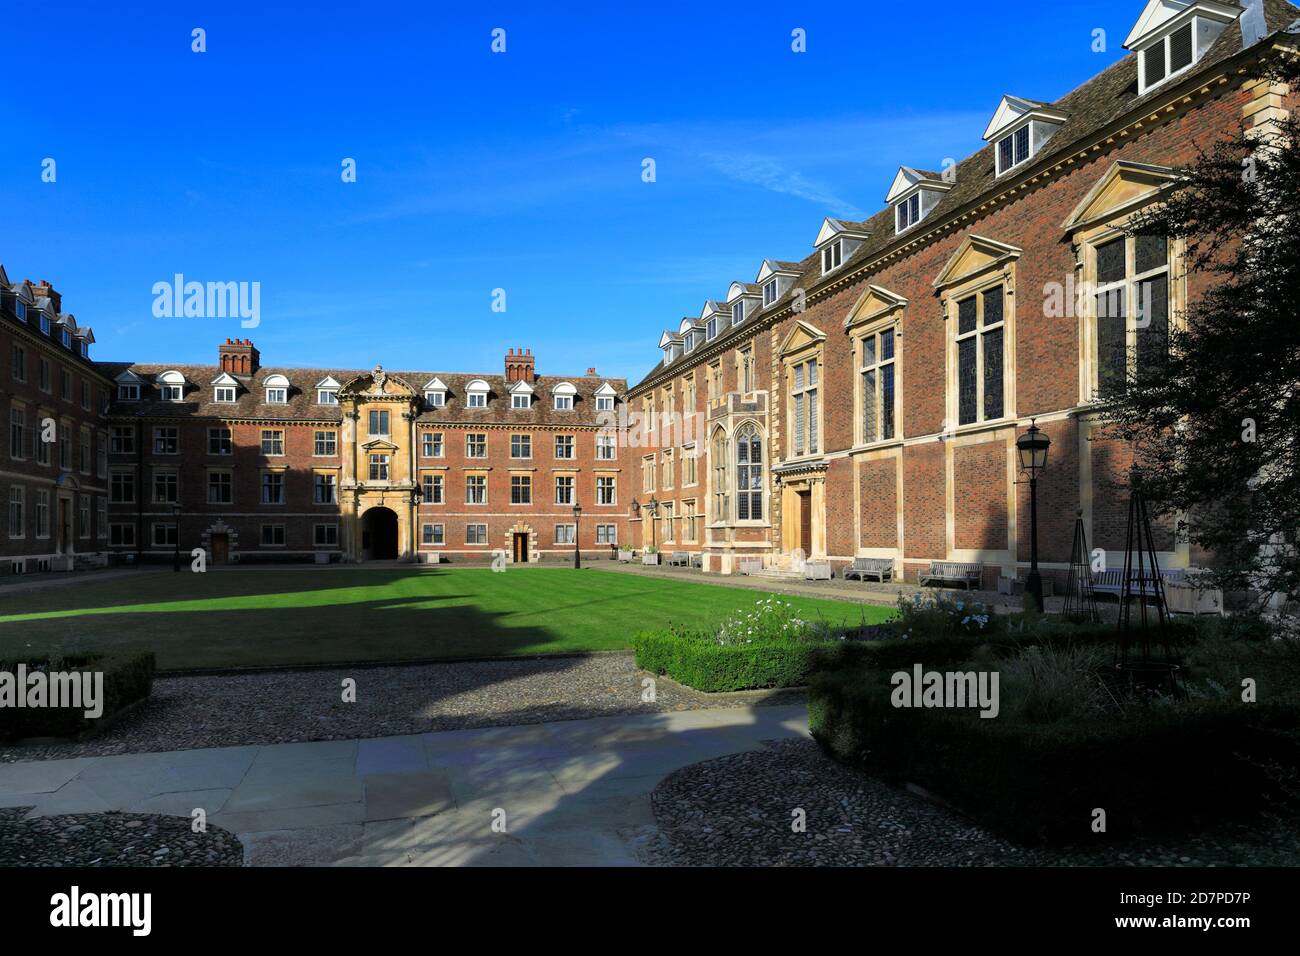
xmin=0 ymin=567 xmax=892 ymax=672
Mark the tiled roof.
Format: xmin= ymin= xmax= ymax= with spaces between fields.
xmin=630 ymin=0 xmax=1300 ymax=393
xmin=99 ymin=363 xmax=627 ymax=427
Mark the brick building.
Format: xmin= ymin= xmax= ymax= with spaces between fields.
xmin=1 ymin=268 xmax=113 ymax=573
xmin=95 ymin=344 xmax=628 ymax=564
xmin=625 ymin=0 xmax=1300 ymax=584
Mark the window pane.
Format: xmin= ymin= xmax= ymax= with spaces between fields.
xmin=881 ymin=364 xmax=895 ymax=440
xmin=880 ymin=328 xmax=894 ymax=361
xmin=982 ymin=287 xmax=1003 ymax=326
xmin=1136 ymin=274 xmax=1169 ymax=379
xmin=958 ymin=297 xmax=977 ymax=334
xmin=1134 ymin=235 xmax=1168 ymax=275
xmin=998 ymin=136 xmax=1013 ymax=172
xmin=1144 ymin=46 xmax=1167 ymax=87
xmin=1169 ymin=24 xmax=1193 ymax=73
xmin=1014 ymin=126 xmax=1030 ymax=164
xmin=1096 ymin=238 xmax=1126 ymax=284
xmin=983 ymin=327 xmax=1004 ymax=420
xmin=862 ymin=369 xmax=877 ymax=443
xmin=958 ymin=338 xmax=977 ymax=425
xmin=1096 ymin=294 xmax=1127 ymax=398
xmin=863 ymin=336 xmax=876 ymax=366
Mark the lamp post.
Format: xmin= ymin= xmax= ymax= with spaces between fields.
xmin=572 ymin=501 xmax=582 ymax=569
xmin=647 ymin=496 xmax=659 ymax=552
xmin=1016 ymin=419 xmax=1052 ymax=612
xmin=171 ymin=503 xmax=182 ymax=573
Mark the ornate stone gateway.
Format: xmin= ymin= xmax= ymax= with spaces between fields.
xmin=337 ymin=367 xmax=421 ymax=562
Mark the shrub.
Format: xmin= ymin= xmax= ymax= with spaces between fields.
xmin=633 ymin=628 xmax=832 ymax=691
xmin=809 ymin=666 xmax=1300 ymax=843
xmin=998 ymin=643 xmax=1112 ymax=723
xmin=0 ymin=652 xmax=155 ymax=741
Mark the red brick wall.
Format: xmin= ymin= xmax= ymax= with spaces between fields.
xmin=858 ymin=458 xmax=897 ymax=550
xmin=953 ymin=439 xmax=1007 ymax=552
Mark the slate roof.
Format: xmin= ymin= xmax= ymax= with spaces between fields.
xmin=630 ymin=0 xmax=1300 ymax=393
xmin=99 ymin=363 xmax=627 ymax=427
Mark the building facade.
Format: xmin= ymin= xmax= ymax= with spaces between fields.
xmin=96 ymin=344 xmax=628 ymax=565
xmin=625 ymin=0 xmax=1300 ymax=585
xmin=1 ymin=269 xmax=113 ymax=573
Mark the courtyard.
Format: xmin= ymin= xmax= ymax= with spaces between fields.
xmin=0 ymin=565 xmax=889 ymax=671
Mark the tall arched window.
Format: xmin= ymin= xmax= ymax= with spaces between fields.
xmin=712 ymin=429 xmax=729 ymax=522
xmin=735 ymin=423 xmax=763 ymax=521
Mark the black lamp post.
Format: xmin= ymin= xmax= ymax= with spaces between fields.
xmin=647 ymin=496 xmax=659 ymax=552
xmin=171 ymin=503 xmax=182 ymax=573
xmin=1016 ymin=419 xmax=1052 ymax=612
xmin=572 ymin=501 xmax=582 ymax=569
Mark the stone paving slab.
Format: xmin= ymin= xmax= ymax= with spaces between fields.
xmin=0 ymin=703 xmax=809 ymax=866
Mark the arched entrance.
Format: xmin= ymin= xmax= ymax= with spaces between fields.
xmin=361 ymin=507 xmax=399 ymax=560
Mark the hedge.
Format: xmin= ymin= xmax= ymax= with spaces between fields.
xmin=808 ymin=667 xmax=1300 ymax=844
xmin=0 ymin=652 xmax=156 ymax=741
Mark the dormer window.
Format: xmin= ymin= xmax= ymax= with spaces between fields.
xmin=763 ymin=279 xmax=778 ymax=306
xmin=60 ymin=329 xmax=72 ymax=348
xmin=821 ymin=240 xmax=842 ymax=274
xmin=597 ymin=395 xmax=614 ymax=411
xmin=468 ymin=392 xmax=486 ymax=407
xmin=215 ymin=385 xmax=236 ymax=403
xmin=79 ymin=341 xmax=89 ymax=358
xmin=157 ymin=371 xmax=185 ymax=402
xmin=40 ymin=315 xmax=50 ymax=335
xmin=896 ymin=193 xmax=922 ymax=232
xmin=263 ymin=373 xmax=290 ymax=404
xmin=731 ymin=301 xmax=745 ymax=325
xmin=512 ymin=393 xmax=530 ymax=409
xmin=423 ymin=377 xmax=448 ymax=408
xmin=1143 ymin=21 xmax=1194 ymax=89
xmin=118 ymin=383 xmax=140 ymax=401
xmin=982 ymin=97 xmax=1068 ymax=179
xmin=552 ymin=382 xmax=577 ymax=411
xmin=466 ymin=380 xmax=490 ymax=407
xmin=706 ymin=317 xmax=717 ymax=339
xmin=1125 ymin=1 xmax=1235 ymax=96
xmin=15 ymin=301 xmax=25 ymax=320
xmin=997 ymin=126 xmax=1031 ymax=175
xmin=318 ymin=389 xmax=338 ymax=405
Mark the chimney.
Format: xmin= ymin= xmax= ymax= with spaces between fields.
xmin=218 ymin=338 xmax=260 ymax=376
xmin=1241 ymin=0 xmax=1267 ymax=48
xmin=586 ymin=367 xmax=598 ymax=377
xmin=30 ymin=279 xmax=61 ymax=313
xmin=505 ymin=347 xmax=535 ymax=383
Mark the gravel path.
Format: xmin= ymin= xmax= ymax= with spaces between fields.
xmin=0 ymin=653 xmax=800 ymax=763
xmin=640 ymin=738 xmax=1300 ymax=867
xmin=0 ymin=808 xmax=242 ymax=867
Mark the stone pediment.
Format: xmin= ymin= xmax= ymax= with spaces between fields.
xmin=1062 ymin=161 xmax=1179 ymax=232
xmin=360 ymin=438 xmax=399 ymax=453
xmin=779 ymin=320 xmax=826 ymax=357
xmin=933 ymin=235 xmax=1023 ymax=290
xmin=844 ymin=284 xmax=908 ymax=330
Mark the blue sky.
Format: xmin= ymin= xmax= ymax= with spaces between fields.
xmin=1 ymin=0 xmax=1140 ymax=382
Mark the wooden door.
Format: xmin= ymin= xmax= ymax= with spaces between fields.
xmin=798 ymin=491 xmax=812 ymax=555
xmin=211 ymin=534 xmax=229 ymax=564
xmin=513 ymin=533 xmax=528 ymax=563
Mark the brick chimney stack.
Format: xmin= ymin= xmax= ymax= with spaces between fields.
xmin=586 ymin=367 xmax=597 ymax=376
xmin=505 ymin=347 xmax=535 ymax=383
xmin=30 ymin=280 xmax=61 ymax=313
xmin=218 ymin=338 xmax=261 ymax=376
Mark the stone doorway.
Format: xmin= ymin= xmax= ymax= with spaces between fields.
xmin=362 ymin=507 xmax=399 ymax=560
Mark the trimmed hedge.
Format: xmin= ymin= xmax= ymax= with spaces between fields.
xmin=0 ymin=652 xmax=155 ymax=741
xmin=809 ymin=667 xmax=1300 ymax=844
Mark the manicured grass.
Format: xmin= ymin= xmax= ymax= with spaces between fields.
xmin=0 ymin=567 xmax=891 ymax=672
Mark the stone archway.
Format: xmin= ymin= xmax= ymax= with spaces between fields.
xmin=362 ymin=507 xmax=399 ymax=560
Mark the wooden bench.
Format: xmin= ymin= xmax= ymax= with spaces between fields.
xmin=668 ymin=551 xmax=691 ymax=567
xmin=1091 ymin=568 xmax=1186 ymax=598
xmin=919 ymin=561 xmax=984 ymax=590
xmin=691 ymin=553 xmax=703 ymax=569
xmin=844 ymin=557 xmax=894 ymax=583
